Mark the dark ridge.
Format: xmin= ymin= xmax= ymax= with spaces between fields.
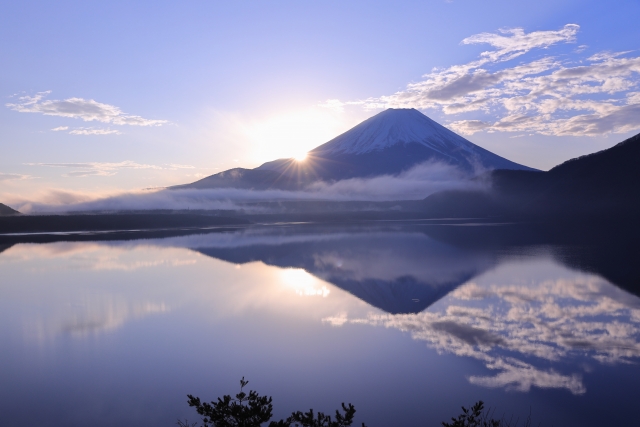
xmin=421 ymin=131 xmax=640 ymax=219
xmin=0 ymin=203 xmax=20 ymax=216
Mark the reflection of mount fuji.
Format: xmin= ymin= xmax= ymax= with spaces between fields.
xmin=187 ymin=225 xmax=495 ymax=314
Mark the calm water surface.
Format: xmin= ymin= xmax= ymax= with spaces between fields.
xmin=1 ymin=222 xmax=639 ymax=427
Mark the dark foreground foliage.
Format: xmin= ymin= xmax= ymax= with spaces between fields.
xmin=442 ymin=401 xmax=534 ymax=427
xmin=179 ymin=377 xmax=363 ymax=427
xmin=179 ymin=378 xmax=535 ymax=427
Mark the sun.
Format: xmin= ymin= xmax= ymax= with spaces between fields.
xmin=245 ymin=108 xmax=344 ymax=164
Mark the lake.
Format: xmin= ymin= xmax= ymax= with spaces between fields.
xmin=1 ymin=221 xmax=639 ymax=427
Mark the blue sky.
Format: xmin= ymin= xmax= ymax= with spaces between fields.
xmin=1 ymin=0 xmax=640 ymax=204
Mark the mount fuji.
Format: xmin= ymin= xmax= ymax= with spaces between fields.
xmin=174 ymin=108 xmax=535 ymax=190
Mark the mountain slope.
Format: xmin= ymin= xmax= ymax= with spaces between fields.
xmin=0 ymin=203 xmax=20 ymax=216
xmin=421 ymin=131 xmax=640 ymax=218
xmin=174 ymin=109 xmax=534 ymax=190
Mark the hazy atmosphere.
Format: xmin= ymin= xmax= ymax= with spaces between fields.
xmin=2 ymin=0 xmax=640 ymax=209
xmin=2 ymin=2 xmax=640 ymax=427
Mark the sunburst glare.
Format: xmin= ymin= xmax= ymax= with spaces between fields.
xmin=245 ymin=109 xmax=344 ymax=164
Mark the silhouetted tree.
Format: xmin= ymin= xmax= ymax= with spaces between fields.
xmin=442 ymin=401 xmax=500 ymax=427
xmin=180 ymin=377 xmax=365 ymax=427
xmin=180 ymin=378 xmax=535 ymax=427
xmin=286 ymin=403 xmax=358 ymax=427
xmin=442 ymin=401 xmax=534 ymax=427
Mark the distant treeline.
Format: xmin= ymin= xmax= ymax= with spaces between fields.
xmin=0 ymin=212 xmax=249 ymax=234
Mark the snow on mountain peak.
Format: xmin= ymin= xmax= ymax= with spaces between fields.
xmin=314 ymin=108 xmax=475 ymax=156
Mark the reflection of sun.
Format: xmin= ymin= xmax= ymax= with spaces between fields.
xmin=280 ymin=268 xmax=330 ymax=297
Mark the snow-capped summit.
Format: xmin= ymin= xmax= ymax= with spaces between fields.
xmin=314 ymin=108 xmax=475 ymax=157
xmin=175 ymin=109 xmax=535 ymax=191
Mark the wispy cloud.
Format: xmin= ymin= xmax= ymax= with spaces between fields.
xmin=0 ymin=172 xmax=32 ymax=181
xmin=7 ymin=91 xmax=167 ymax=127
xmin=165 ymin=164 xmax=196 ymax=170
xmin=26 ymin=161 xmax=164 ymax=177
xmin=68 ymin=128 xmax=121 ymax=136
xmin=24 ymin=160 xmax=196 ymax=178
xmin=51 ymin=124 xmax=121 ymax=136
xmin=331 ymin=24 xmax=640 ymax=137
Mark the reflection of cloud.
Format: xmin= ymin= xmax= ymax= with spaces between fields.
xmin=333 ymin=24 xmax=640 ymax=136
xmin=2 ymin=241 xmax=372 ymax=345
xmin=1 ymin=243 xmax=205 ymax=343
xmin=7 ymin=91 xmax=167 ymax=126
xmin=468 ymin=359 xmax=584 ymax=394
xmin=59 ymin=299 xmax=169 ymax=338
xmin=330 ymin=271 xmax=640 ymax=394
xmin=0 ymin=242 xmax=199 ymax=272
xmin=24 ymin=296 xmax=170 ymax=342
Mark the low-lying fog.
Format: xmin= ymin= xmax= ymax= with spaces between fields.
xmin=10 ymin=161 xmax=487 ymax=213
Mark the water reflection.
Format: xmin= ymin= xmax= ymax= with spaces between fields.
xmin=334 ymin=259 xmax=640 ymax=394
xmin=160 ymin=225 xmax=496 ymax=314
xmin=155 ymin=225 xmax=640 ymax=396
xmin=1 ymin=222 xmax=640 ymax=427
xmin=0 ymin=239 xmax=371 ymax=344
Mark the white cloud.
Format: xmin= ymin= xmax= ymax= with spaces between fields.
xmin=69 ymin=127 xmax=121 ymax=135
xmin=337 ymin=24 xmax=640 ymax=137
xmin=26 ymin=160 xmax=166 ymax=178
xmin=0 ymin=172 xmax=32 ymax=181
xmin=318 ymin=99 xmax=346 ymax=113
xmin=7 ymin=91 xmax=167 ymax=127
xmin=23 ymin=161 xmax=197 ymax=178
xmin=51 ymin=126 xmax=68 ymax=131
xmin=460 ymin=24 xmax=579 ymax=63
xmin=164 ymin=163 xmax=196 ymax=170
